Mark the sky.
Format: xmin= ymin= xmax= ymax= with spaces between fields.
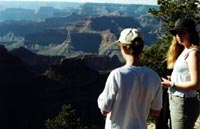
xmin=0 ymin=0 xmax=158 ymax=5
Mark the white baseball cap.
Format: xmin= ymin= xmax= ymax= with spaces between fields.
xmin=117 ymin=28 xmax=143 ymax=44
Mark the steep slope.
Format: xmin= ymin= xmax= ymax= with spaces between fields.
xmin=0 ymin=45 xmax=65 ymax=129
xmin=43 ymin=55 xmax=114 ymax=128
xmin=0 ymin=45 xmax=122 ymax=129
xmin=10 ymin=47 xmax=64 ymax=74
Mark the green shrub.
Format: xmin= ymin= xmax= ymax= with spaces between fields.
xmin=45 ymin=104 xmax=87 ymax=129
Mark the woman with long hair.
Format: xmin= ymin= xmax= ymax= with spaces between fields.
xmin=162 ymin=18 xmax=200 ymax=129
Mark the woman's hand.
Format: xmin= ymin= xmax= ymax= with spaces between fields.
xmin=161 ymin=77 xmax=171 ymax=89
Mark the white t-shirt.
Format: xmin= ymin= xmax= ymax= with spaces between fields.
xmin=98 ymin=65 xmax=162 ymax=129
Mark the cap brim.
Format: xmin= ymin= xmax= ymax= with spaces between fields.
xmin=169 ymin=27 xmax=190 ymax=35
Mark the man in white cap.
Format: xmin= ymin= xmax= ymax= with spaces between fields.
xmin=97 ymin=28 xmax=163 ymax=129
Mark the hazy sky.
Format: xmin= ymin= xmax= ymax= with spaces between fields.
xmin=0 ymin=0 xmax=158 ymax=5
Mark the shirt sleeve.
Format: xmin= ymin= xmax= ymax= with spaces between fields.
xmin=97 ymin=70 xmax=119 ymax=112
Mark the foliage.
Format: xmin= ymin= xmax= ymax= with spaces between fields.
xmin=149 ymin=0 xmax=200 ymax=31
xmin=147 ymin=116 xmax=156 ymax=124
xmin=45 ymin=104 xmax=87 ymax=129
xmin=141 ymin=37 xmax=172 ymax=77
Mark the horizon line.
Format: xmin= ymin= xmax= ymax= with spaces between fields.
xmin=0 ymin=0 xmax=158 ymax=5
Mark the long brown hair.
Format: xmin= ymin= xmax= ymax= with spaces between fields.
xmin=166 ymin=29 xmax=199 ymax=69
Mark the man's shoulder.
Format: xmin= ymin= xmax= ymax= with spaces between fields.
xmin=143 ymin=67 xmax=161 ymax=80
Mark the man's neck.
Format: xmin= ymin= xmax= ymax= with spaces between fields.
xmin=125 ymin=55 xmax=143 ymax=66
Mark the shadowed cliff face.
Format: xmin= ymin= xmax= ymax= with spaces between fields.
xmin=1 ymin=45 xmax=122 ymax=129
xmin=0 ymin=45 xmax=64 ymax=129
xmin=24 ymin=29 xmax=68 ymax=46
xmin=10 ymin=47 xmax=64 ymax=74
xmin=71 ymin=32 xmax=102 ymax=53
xmin=88 ymin=16 xmax=141 ymax=34
xmin=44 ymin=55 xmax=111 ymax=128
xmin=0 ymin=45 xmax=41 ymax=129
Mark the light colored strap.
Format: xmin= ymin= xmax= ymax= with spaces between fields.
xmin=184 ymin=48 xmax=199 ymax=60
